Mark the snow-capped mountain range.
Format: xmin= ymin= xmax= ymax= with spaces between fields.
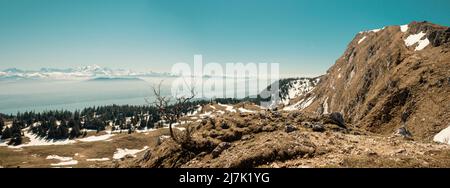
xmin=0 ymin=65 xmax=173 ymax=80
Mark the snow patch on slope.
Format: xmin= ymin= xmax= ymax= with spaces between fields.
xmin=323 ymin=97 xmax=329 ymax=114
xmin=349 ymin=69 xmax=355 ymax=80
xmin=186 ymin=106 xmax=202 ymax=116
xmin=4 ymin=131 xmax=76 ymax=148
xmin=415 ymin=38 xmax=430 ymax=51
xmin=433 ymin=125 xmax=450 ymax=145
xmin=358 ymin=36 xmax=367 ymax=44
xmin=1 ymin=129 xmax=117 ymax=148
xmin=359 ymin=27 xmax=385 ymax=34
xmin=400 ymin=24 xmax=409 ymax=32
xmin=281 ymin=78 xmax=318 ymax=104
xmin=218 ymin=103 xmax=237 ymax=113
xmin=46 ymin=155 xmax=72 ymax=161
xmin=46 ymin=155 xmax=78 ymax=166
xmin=238 ymin=108 xmax=255 ymax=113
xmin=283 ymin=96 xmax=316 ymax=111
xmin=370 ymin=28 xmax=382 ymax=33
xmin=51 ymin=160 xmax=78 ymax=166
xmin=199 ymin=111 xmax=213 ymax=118
xmin=404 ymin=31 xmax=430 ymax=51
xmin=86 ymin=158 xmax=110 ymax=162
xmin=113 ymin=146 xmax=149 ymax=160
xmin=77 ymin=134 xmax=113 ymax=142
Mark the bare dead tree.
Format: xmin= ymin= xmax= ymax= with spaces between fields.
xmin=147 ymin=80 xmax=196 ymax=145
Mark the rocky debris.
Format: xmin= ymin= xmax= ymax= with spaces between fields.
xmin=285 ymin=124 xmax=297 ymax=133
xmin=301 ymin=121 xmax=313 ymax=128
xmin=394 ymin=127 xmax=413 ymax=139
xmin=287 ymin=111 xmax=301 ymax=119
xmin=312 ymin=123 xmax=325 ymax=132
xmin=364 ymin=148 xmax=378 ymax=156
xmin=220 ymin=122 xmax=229 ymax=129
xmin=211 ymin=142 xmax=231 ymax=158
xmin=395 ymin=149 xmax=406 ymax=154
xmin=142 ymin=150 xmax=151 ymax=161
xmin=271 ymin=111 xmax=281 ymax=118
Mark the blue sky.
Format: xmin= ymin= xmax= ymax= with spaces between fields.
xmin=0 ymin=0 xmax=449 ymax=77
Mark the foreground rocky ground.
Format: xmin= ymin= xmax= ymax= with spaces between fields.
xmin=1 ymin=102 xmax=448 ymax=168
xmin=114 ymin=103 xmax=450 ymax=168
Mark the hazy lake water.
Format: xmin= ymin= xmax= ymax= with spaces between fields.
xmin=0 ymin=77 xmax=271 ymax=114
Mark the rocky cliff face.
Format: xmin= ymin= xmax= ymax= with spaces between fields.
xmin=293 ymin=21 xmax=450 ymax=140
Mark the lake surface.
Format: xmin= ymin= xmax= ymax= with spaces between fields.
xmin=0 ymin=77 xmax=271 ymax=114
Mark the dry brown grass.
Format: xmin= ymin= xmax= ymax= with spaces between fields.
xmin=0 ymin=128 xmax=171 ymax=168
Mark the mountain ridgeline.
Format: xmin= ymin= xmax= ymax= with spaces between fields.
xmin=282 ymin=21 xmax=450 ymax=141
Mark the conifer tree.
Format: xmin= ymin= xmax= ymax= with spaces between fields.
xmin=68 ymin=119 xmax=81 ymax=139
xmin=2 ymin=127 xmax=12 ymax=139
xmin=0 ymin=117 xmax=4 ymax=136
xmin=6 ymin=120 xmax=23 ymax=145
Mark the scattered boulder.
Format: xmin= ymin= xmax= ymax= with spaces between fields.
xmin=262 ymin=124 xmax=276 ymax=132
xmin=394 ymin=127 xmax=413 ymax=139
xmin=156 ymin=137 xmax=162 ymax=146
xmin=288 ymin=111 xmax=301 ymax=119
xmin=221 ymin=122 xmax=229 ymax=129
xmin=322 ymin=112 xmax=346 ymax=128
xmin=365 ymin=149 xmax=378 ymax=156
xmin=212 ymin=142 xmax=231 ymax=158
xmin=272 ymin=111 xmax=281 ymax=118
xmin=312 ymin=123 xmax=325 ymax=132
xmin=330 ymin=112 xmax=345 ymax=127
xmin=285 ymin=125 xmax=297 ymax=133
xmin=301 ymin=122 xmax=313 ymax=128
xmin=241 ymin=134 xmax=254 ymax=140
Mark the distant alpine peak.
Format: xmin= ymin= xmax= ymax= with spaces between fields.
xmin=0 ymin=65 xmax=171 ymax=81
